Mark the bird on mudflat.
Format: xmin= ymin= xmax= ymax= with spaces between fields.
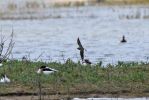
xmin=37 ymin=65 xmax=58 ymax=75
xmin=121 ymin=35 xmax=127 ymax=43
xmin=77 ymin=37 xmax=85 ymax=61
xmin=0 ymin=74 xmax=10 ymax=83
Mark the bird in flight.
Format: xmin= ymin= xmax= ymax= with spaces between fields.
xmin=77 ymin=37 xmax=85 ymax=61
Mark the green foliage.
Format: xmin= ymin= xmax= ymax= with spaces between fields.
xmin=0 ymin=60 xmax=149 ymax=94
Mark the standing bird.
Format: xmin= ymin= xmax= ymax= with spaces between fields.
xmin=22 ymin=56 xmax=28 ymax=62
xmin=37 ymin=65 xmax=58 ymax=75
xmin=77 ymin=37 xmax=85 ymax=61
xmin=0 ymin=74 xmax=10 ymax=83
xmin=0 ymin=60 xmax=3 ymax=67
xmin=121 ymin=35 xmax=127 ymax=43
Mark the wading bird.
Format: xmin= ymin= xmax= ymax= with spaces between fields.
xmin=22 ymin=56 xmax=28 ymax=62
xmin=37 ymin=65 xmax=58 ymax=75
xmin=0 ymin=59 xmax=3 ymax=67
xmin=0 ymin=74 xmax=10 ymax=83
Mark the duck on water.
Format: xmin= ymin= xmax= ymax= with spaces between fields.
xmin=121 ymin=35 xmax=127 ymax=43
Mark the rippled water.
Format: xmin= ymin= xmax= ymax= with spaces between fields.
xmin=1 ymin=6 xmax=149 ymax=65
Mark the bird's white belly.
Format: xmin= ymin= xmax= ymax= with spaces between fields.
xmin=5 ymin=78 xmax=10 ymax=83
xmin=0 ymin=63 xmax=3 ymax=67
xmin=0 ymin=78 xmax=5 ymax=83
xmin=43 ymin=71 xmax=54 ymax=75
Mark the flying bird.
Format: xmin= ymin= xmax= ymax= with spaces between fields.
xmin=77 ymin=37 xmax=85 ymax=61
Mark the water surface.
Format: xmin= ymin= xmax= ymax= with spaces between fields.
xmin=73 ymin=97 xmax=149 ymax=100
xmin=1 ymin=6 xmax=149 ymax=65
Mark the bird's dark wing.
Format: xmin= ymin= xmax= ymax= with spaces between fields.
xmin=42 ymin=68 xmax=53 ymax=71
xmin=80 ymin=50 xmax=84 ymax=61
xmin=85 ymin=59 xmax=92 ymax=64
xmin=77 ymin=37 xmax=83 ymax=49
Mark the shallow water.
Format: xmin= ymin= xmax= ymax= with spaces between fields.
xmin=1 ymin=6 xmax=149 ymax=65
xmin=73 ymin=98 xmax=149 ymax=100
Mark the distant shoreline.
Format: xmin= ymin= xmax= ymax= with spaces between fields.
xmin=0 ymin=4 xmax=148 ymax=20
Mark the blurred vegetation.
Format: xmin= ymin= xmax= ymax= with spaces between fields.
xmin=103 ymin=0 xmax=149 ymax=5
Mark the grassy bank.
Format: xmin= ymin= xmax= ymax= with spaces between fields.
xmin=1 ymin=60 xmax=149 ymax=99
xmin=102 ymin=0 xmax=149 ymax=5
xmin=0 ymin=0 xmax=149 ymax=20
xmin=0 ymin=0 xmax=149 ymax=11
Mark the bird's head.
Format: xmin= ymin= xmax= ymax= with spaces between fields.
xmin=40 ymin=65 xmax=46 ymax=69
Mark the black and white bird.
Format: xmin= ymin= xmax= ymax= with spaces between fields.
xmin=77 ymin=37 xmax=92 ymax=65
xmin=37 ymin=66 xmax=58 ymax=75
xmin=0 ymin=74 xmax=10 ymax=83
xmin=0 ymin=59 xmax=3 ymax=67
xmin=121 ymin=35 xmax=127 ymax=43
xmin=22 ymin=56 xmax=28 ymax=62
xmin=83 ymin=59 xmax=92 ymax=65
xmin=81 ymin=59 xmax=92 ymax=65
xmin=77 ymin=37 xmax=85 ymax=61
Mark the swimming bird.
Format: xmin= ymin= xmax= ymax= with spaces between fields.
xmin=37 ymin=65 xmax=58 ymax=75
xmin=0 ymin=74 xmax=10 ymax=83
xmin=77 ymin=37 xmax=85 ymax=61
xmin=121 ymin=35 xmax=127 ymax=43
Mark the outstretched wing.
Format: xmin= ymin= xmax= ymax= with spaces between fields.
xmin=80 ymin=50 xmax=84 ymax=61
xmin=77 ymin=37 xmax=83 ymax=49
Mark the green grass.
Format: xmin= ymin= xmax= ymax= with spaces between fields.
xmin=1 ymin=60 xmax=149 ymax=97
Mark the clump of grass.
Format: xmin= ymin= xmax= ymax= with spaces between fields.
xmin=25 ymin=1 xmax=40 ymax=9
xmin=7 ymin=3 xmax=17 ymax=11
xmin=104 ymin=0 xmax=149 ymax=5
xmin=52 ymin=1 xmax=85 ymax=8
